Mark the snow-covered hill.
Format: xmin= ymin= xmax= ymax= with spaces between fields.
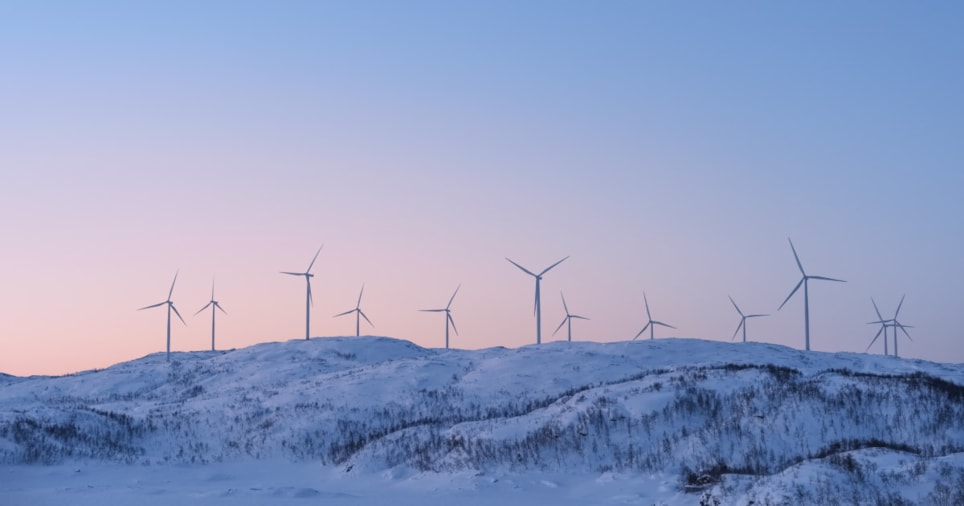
xmin=2 ymin=336 xmax=963 ymax=505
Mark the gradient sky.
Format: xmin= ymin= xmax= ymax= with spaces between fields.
xmin=2 ymin=2 xmax=962 ymax=376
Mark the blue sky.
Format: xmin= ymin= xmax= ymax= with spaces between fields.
xmin=1 ymin=2 xmax=962 ymax=375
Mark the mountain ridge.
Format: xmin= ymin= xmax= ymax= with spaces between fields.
xmin=2 ymin=336 xmax=963 ymax=504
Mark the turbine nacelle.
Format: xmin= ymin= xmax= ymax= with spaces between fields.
xmin=890 ymin=294 xmax=914 ymax=357
xmin=194 ymin=278 xmax=228 ymax=351
xmin=778 ymin=238 xmax=845 ymax=351
xmin=633 ymin=293 xmax=675 ymax=341
xmin=729 ymin=296 xmax=768 ymax=342
xmin=139 ymin=270 xmax=185 ymax=361
xmin=506 ymin=256 xmax=568 ymax=344
xmin=282 ymin=245 xmax=324 ymax=340
xmin=421 ymin=285 xmax=460 ymax=348
xmin=553 ymin=292 xmax=589 ymax=342
xmin=334 ymin=284 xmax=374 ymax=336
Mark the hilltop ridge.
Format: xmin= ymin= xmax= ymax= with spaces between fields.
xmin=2 ymin=336 xmax=963 ymax=504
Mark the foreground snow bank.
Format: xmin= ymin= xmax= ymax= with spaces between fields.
xmin=0 ymin=461 xmax=687 ymax=506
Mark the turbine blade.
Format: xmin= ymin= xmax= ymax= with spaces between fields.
xmin=747 ymin=314 xmax=769 ymax=318
xmin=505 ymin=257 xmax=536 ymax=277
xmin=307 ymin=245 xmax=323 ymax=273
xmin=215 ymin=302 xmax=227 ymax=315
xmin=809 ymin=275 xmax=846 ymax=283
xmin=168 ymin=270 xmax=179 ymax=300
xmin=553 ymin=317 xmax=567 ymax=336
xmin=560 ymin=292 xmax=569 ymax=314
xmin=633 ymin=323 xmax=649 ymax=341
xmin=448 ymin=313 xmax=459 ymax=336
xmin=787 ymin=237 xmax=805 ymax=275
xmin=871 ymin=297 xmax=884 ymax=321
xmin=307 ymin=280 xmax=313 ymax=307
xmin=356 ymin=284 xmax=365 ymax=307
xmin=334 ymin=309 xmax=355 ymax=317
xmin=538 ymin=256 xmax=569 ymax=276
xmin=894 ymin=294 xmax=906 ymax=319
xmin=359 ymin=310 xmax=374 ymax=327
xmin=644 ymin=293 xmax=651 ymax=320
xmin=171 ymin=304 xmax=186 ymax=325
xmin=194 ymin=301 xmax=213 ymax=316
xmin=572 ymin=315 xmax=589 ymax=320
xmin=898 ymin=324 xmax=912 ymax=340
xmin=732 ymin=320 xmax=744 ymax=341
xmin=421 ymin=309 xmax=445 ymax=312
xmin=210 ymin=278 xmax=215 ymax=300
xmin=865 ymin=327 xmax=883 ymax=352
xmin=728 ymin=296 xmax=743 ymax=317
xmin=280 ymin=271 xmax=303 ymax=276
xmin=778 ymin=279 xmax=804 ymax=310
xmin=447 ymin=284 xmax=460 ymax=309
xmin=654 ymin=321 xmax=676 ymax=329
xmin=138 ymin=302 xmax=167 ymax=310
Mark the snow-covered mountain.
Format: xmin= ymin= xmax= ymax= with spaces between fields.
xmin=2 ymin=336 xmax=963 ymax=505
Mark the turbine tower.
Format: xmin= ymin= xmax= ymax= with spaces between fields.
xmin=139 ymin=270 xmax=186 ymax=361
xmin=890 ymin=294 xmax=914 ymax=358
xmin=334 ymin=284 xmax=373 ymax=337
xmin=728 ymin=296 xmax=768 ymax=343
xmin=506 ymin=256 xmax=569 ymax=344
xmin=553 ymin=292 xmax=589 ymax=342
xmin=281 ymin=245 xmax=323 ymax=340
xmin=633 ymin=293 xmax=675 ymax=341
xmin=194 ymin=278 xmax=227 ymax=352
xmin=777 ymin=238 xmax=846 ymax=351
xmin=420 ymin=285 xmax=460 ymax=349
xmin=865 ymin=297 xmax=891 ymax=355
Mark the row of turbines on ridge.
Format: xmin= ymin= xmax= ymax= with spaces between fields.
xmin=139 ymin=238 xmax=914 ymax=362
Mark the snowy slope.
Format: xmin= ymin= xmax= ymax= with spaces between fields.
xmin=2 ymin=336 xmax=963 ymax=504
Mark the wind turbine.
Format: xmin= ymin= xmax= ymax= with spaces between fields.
xmin=633 ymin=293 xmax=675 ymax=341
xmin=552 ymin=292 xmax=589 ymax=342
xmin=334 ymin=284 xmax=373 ymax=337
xmin=281 ymin=245 xmax=323 ymax=340
xmin=777 ymin=238 xmax=846 ymax=351
xmin=194 ymin=278 xmax=227 ymax=352
xmin=864 ymin=297 xmax=891 ymax=355
xmin=420 ymin=285 xmax=460 ymax=349
xmin=728 ymin=296 xmax=768 ymax=343
xmin=890 ymin=294 xmax=914 ymax=358
xmin=506 ymin=256 xmax=569 ymax=344
xmin=139 ymin=270 xmax=186 ymax=361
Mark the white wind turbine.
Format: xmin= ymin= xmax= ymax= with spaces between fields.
xmin=865 ymin=297 xmax=892 ymax=355
xmin=890 ymin=294 xmax=914 ymax=358
xmin=728 ymin=296 xmax=768 ymax=343
xmin=420 ymin=285 xmax=460 ymax=349
xmin=139 ymin=270 xmax=186 ymax=361
xmin=334 ymin=284 xmax=373 ymax=337
xmin=281 ymin=245 xmax=323 ymax=340
xmin=553 ymin=292 xmax=589 ymax=342
xmin=194 ymin=278 xmax=227 ymax=352
xmin=777 ymin=238 xmax=846 ymax=351
xmin=506 ymin=256 xmax=569 ymax=345
xmin=633 ymin=293 xmax=675 ymax=341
